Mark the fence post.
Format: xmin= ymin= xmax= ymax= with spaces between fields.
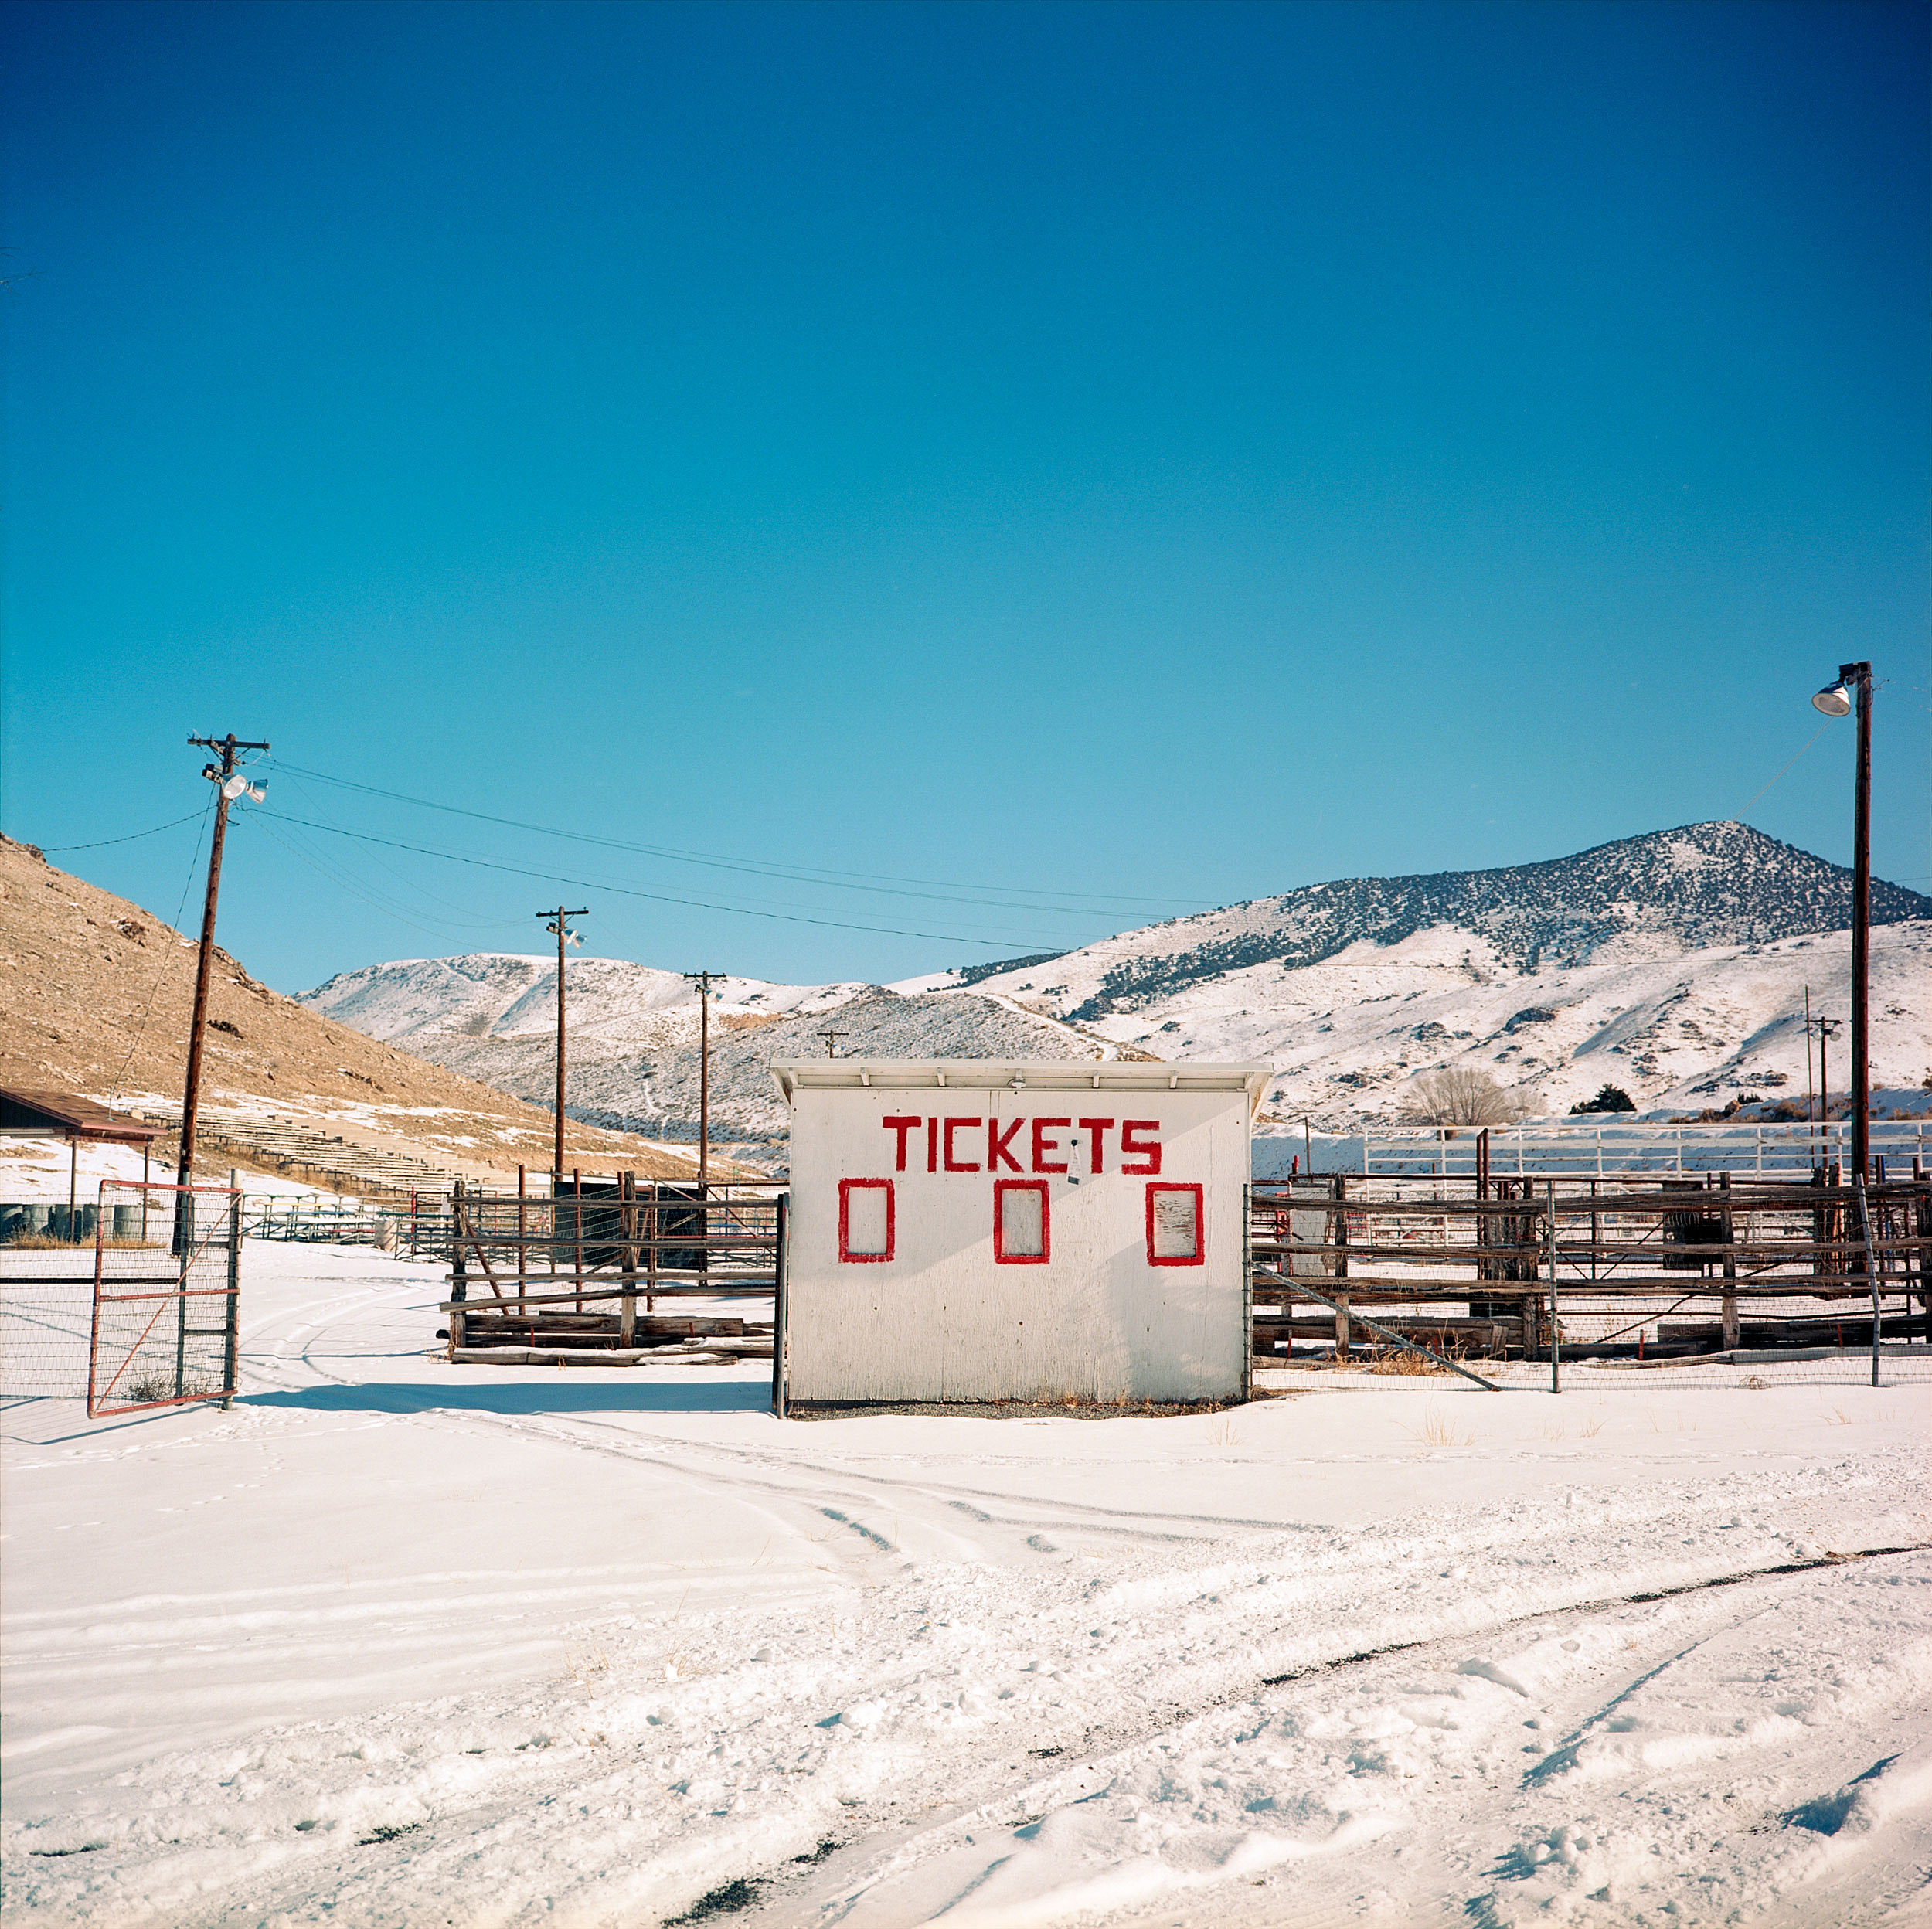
xmin=771 ymin=1191 xmax=788 ymax=1418
xmin=619 ymin=1171 xmax=638 ymax=1350
xmin=1332 ymin=1173 xmax=1351 ymax=1358
xmin=223 ymin=1169 xmax=241 ymax=1410
xmin=1546 ymin=1180 xmax=1559 ymax=1394
xmin=1243 ymin=1181 xmax=1254 ymax=1400
xmin=1855 ymin=1176 xmax=1880 ymax=1389
xmin=646 ymin=1180 xmax=658 ymax=1314
xmin=1719 ymin=1171 xmax=1739 ymax=1349
xmin=573 ymin=1168 xmax=583 ymax=1313
xmin=449 ymin=1180 xmax=468 ymax=1357
xmin=174 ymin=1183 xmax=192 ymax=1399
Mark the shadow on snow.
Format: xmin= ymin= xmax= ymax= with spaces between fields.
xmin=240 ymin=1380 xmax=773 ymax=1417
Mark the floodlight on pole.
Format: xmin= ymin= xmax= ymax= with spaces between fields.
xmin=177 ymin=733 xmax=270 ymax=1251
xmin=1808 ymin=660 xmax=1872 ymax=1185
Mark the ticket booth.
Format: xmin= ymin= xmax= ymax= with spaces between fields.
xmin=770 ymin=1059 xmax=1267 ymax=1409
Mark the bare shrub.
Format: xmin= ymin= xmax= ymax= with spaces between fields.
xmin=1405 ymin=1067 xmax=1534 ymax=1126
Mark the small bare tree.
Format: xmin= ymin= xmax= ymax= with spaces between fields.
xmin=1405 ymin=1067 xmax=1532 ymax=1126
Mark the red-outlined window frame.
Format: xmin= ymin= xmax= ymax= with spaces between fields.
xmin=1145 ymin=1181 xmax=1205 ymax=1267
xmin=992 ymin=1177 xmax=1051 ymax=1265
xmin=838 ymin=1177 xmax=895 ymax=1263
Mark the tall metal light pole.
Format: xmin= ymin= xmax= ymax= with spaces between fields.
xmin=178 ymin=734 xmax=269 ymax=1250
xmin=1811 ymin=662 xmax=1872 ymax=1179
xmin=538 ymin=907 xmax=588 ymax=1178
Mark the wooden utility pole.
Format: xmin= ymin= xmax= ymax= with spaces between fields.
xmin=1849 ymin=663 xmax=1872 ymax=1183
xmin=818 ymin=1029 xmax=845 ymax=1060
xmin=177 ymin=733 xmax=269 ymax=1248
xmin=1813 ymin=660 xmax=1874 ymax=1180
xmin=684 ymin=970 xmax=716 ymax=1186
xmin=537 ymin=907 xmax=588 ymax=1179
xmin=1804 ymin=985 xmax=1815 ymax=1132
xmin=1816 ymin=1017 xmax=1839 ymax=1164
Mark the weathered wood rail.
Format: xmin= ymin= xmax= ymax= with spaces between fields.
xmin=442 ymin=1176 xmax=785 ymax=1366
xmin=1250 ymin=1166 xmax=1932 ymax=1363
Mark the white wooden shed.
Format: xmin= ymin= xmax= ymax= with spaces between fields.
xmin=770 ymin=1059 xmax=1269 ymax=1409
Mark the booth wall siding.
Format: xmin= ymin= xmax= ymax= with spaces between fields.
xmin=785 ymin=1084 xmax=1250 ymax=1405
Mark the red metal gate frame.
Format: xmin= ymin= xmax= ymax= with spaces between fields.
xmin=87 ymin=1179 xmax=242 ymax=1417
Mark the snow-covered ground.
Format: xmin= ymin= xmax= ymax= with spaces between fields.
xmin=4 ymin=1243 xmax=1929 ymax=1927
xmin=0 ymin=1139 xmax=358 ymax=1208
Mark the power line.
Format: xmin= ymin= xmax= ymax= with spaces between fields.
xmin=40 ymin=810 xmax=208 ymax=853
xmin=107 ymin=800 xmax=216 ymax=1104
xmin=1736 ymin=720 xmax=1832 ymax=818
xmin=267 ymin=760 xmax=1203 ymax=915
xmin=255 ymin=808 xmax=1070 ymax=951
xmin=250 ymin=766 xmax=542 ymax=936
xmin=245 ymin=814 xmax=524 ymax=943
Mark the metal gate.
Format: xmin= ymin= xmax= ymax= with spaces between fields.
xmin=87 ymin=1179 xmax=241 ymax=1417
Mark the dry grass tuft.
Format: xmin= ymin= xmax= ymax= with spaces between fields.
xmin=1407 ymin=1406 xmax=1475 ymax=1449
xmin=563 ymin=1640 xmax=611 ymax=1685
xmin=1363 ymin=1344 xmax=1457 ymax=1376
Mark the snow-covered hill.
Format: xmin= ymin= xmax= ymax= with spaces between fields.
xmin=303 ymin=822 xmax=1932 ymax=1148
xmin=1060 ymin=919 xmax=1930 ymax=1128
xmin=300 ymin=957 xmax=1113 ymax=1155
xmin=966 ymin=820 xmax=1930 ymax=1016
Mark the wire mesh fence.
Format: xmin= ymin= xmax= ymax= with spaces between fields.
xmin=0 ymin=1189 xmax=176 ymax=1400
xmin=0 ymin=1244 xmax=97 ymax=1400
xmin=85 ymin=1182 xmax=241 ymax=1416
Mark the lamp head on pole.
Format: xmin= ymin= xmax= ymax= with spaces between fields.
xmin=1812 ymin=660 xmax=1872 ymax=717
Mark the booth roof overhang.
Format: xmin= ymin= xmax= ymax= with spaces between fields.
xmin=0 ymin=1087 xmax=162 ymax=1145
xmin=770 ymin=1060 xmax=1271 ymax=1120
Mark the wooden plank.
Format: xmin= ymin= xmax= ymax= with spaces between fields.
xmin=436 ymin=1282 xmax=771 ymax=1312
xmin=619 ymin=1170 xmax=637 ymax=1349
xmin=447 ymin=1346 xmax=762 ymax=1368
xmin=461 ymin=1313 xmax=748 ymax=1337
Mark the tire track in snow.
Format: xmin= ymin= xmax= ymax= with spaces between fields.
xmin=748 ymin=1546 xmax=1932 ymax=1929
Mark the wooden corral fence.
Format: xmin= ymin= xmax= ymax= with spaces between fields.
xmin=439 ymin=1176 xmax=785 ymax=1369
xmin=1250 ymin=1163 xmax=1932 ymax=1366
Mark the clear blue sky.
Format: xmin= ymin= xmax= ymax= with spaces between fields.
xmin=4 ymin=0 xmax=1927 ymax=993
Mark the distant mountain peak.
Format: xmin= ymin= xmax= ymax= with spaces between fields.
xmin=993 ymin=821 xmax=1930 ymax=1020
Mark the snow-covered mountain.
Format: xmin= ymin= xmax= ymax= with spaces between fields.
xmin=950 ymin=822 xmax=1932 ymax=1125
xmin=303 ymin=822 xmax=1932 ymax=1148
xmin=965 ymin=820 xmax=1928 ymax=1018
xmin=299 ymin=957 xmax=1115 ymax=1155
xmin=1033 ymin=920 xmax=1927 ymax=1128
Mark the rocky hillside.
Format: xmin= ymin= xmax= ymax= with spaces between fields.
xmin=964 ymin=822 xmax=1928 ymax=1019
xmin=301 ymin=955 xmax=1111 ymax=1154
xmin=0 ymin=834 xmax=722 ymax=1183
xmin=955 ymin=822 xmax=1931 ymax=1125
